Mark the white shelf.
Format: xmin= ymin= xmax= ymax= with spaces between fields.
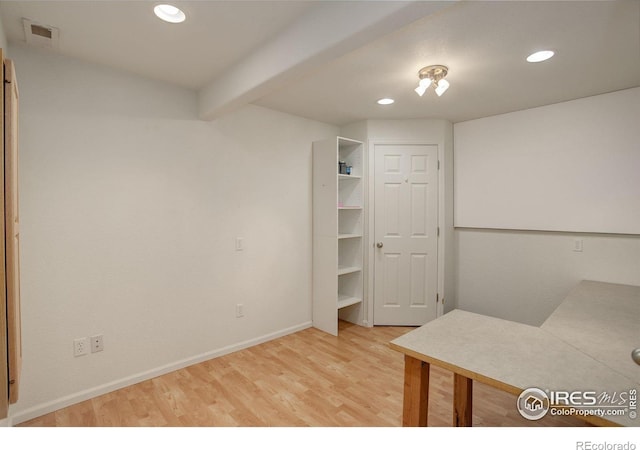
xmin=338 ymin=265 xmax=361 ymax=276
xmin=313 ymin=136 xmax=365 ymax=336
xmin=338 ymin=295 xmax=362 ymax=309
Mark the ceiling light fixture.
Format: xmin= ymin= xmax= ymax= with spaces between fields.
xmin=415 ymin=65 xmax=449 ymax=97
xmin=377 ymin=98 xmax=395 ymax=105
xmin=526 ymin=50 xmax=554 ymax=63
xmin=154 ymin=4 xmax=186 ymax=23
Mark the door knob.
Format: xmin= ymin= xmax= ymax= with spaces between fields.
xmin=632 ymin=348 xmax=640 ymax=366
xmin=376 ymin=242 xmax=383 ymax=248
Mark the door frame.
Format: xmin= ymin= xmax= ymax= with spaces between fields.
xmin=364 ymin=140 xmax=446 ymax=327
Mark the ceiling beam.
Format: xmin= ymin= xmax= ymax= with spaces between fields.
xmin=197 ymin=1 xmax=453 ymax=121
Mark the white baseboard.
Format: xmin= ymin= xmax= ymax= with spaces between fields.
xmin=11 ymin=321 xmax=312 ymax=425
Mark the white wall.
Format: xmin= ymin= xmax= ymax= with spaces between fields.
xmin=0 ymin=11 xmax=8 ymax=55
xmin=10 ymin=44 xmax=337 ymax=423
xmin=456 ymin=230 xmax=640 ymax=326
xmin=454 ymin=88 xmax=640 ymax=234
xmin=454 ymin=92 xmax=640 ymax=325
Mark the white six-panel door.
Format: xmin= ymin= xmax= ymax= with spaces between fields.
xmin=373 ymin=144 xmax=438 ymax=326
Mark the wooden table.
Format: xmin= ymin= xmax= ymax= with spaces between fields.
xmin=389 ymin=280 xmax=640 ymax=427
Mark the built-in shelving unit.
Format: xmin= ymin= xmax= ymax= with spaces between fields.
xmin=337 ymin=295 xmax=362 ymax=309
xmin=312 ymin=136 xmax=364 ymax=336
xmin=338 ymin=233 xmax=362 ymax=239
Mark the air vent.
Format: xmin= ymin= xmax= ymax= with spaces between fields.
xmin=31 ymin=24 xmax=52 ymax=39
xmin=23 ymin=18 xmax=59 ymax=49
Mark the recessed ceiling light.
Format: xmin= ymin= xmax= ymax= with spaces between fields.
xmin=154 ymin=4 xmax=186 ymax=23
xmin=526 ymin=50 xmax=555 ymax=63
xmin=377 ymin=98 xmax=394 ymax=105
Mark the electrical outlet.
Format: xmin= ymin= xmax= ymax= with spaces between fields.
xmin=573 ymin=239 xmax=584 ymax=252
xmin=236 ymin=303 xmax=244 ymax=318
xmin=73 ymin=337 xmax=89 ymax=357
xmin=236 ymin=237 xmax=244 ymax=251
xmin=90 ymin=334 xmax=104 ymax=353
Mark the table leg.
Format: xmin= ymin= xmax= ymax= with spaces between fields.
xmin=402 ymin=354 xmax=430 ymax=426
xmin=453 ymin=373 xmax=473 ymax=426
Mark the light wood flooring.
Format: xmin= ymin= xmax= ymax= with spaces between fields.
xmin=20 ymin=321 xmax=586 ymax=427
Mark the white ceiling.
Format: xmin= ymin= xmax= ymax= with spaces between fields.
xmin=1 ymin=0 xmax=639 ymax=125
xmin=257 ymin=1 xmax=640 ymax=124
xmin=0 ymin=0 xmax=314 ymax=89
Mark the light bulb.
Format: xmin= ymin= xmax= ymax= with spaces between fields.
xmin=414 ymin=78 xmax=431 ymax=96
xmin=154 ymin=4 xmax=186 ymax=23
xmin=526 ymin=50 xmax=554 ymax=63
xmin=435 ymin=79 xmax=449 ymax=96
